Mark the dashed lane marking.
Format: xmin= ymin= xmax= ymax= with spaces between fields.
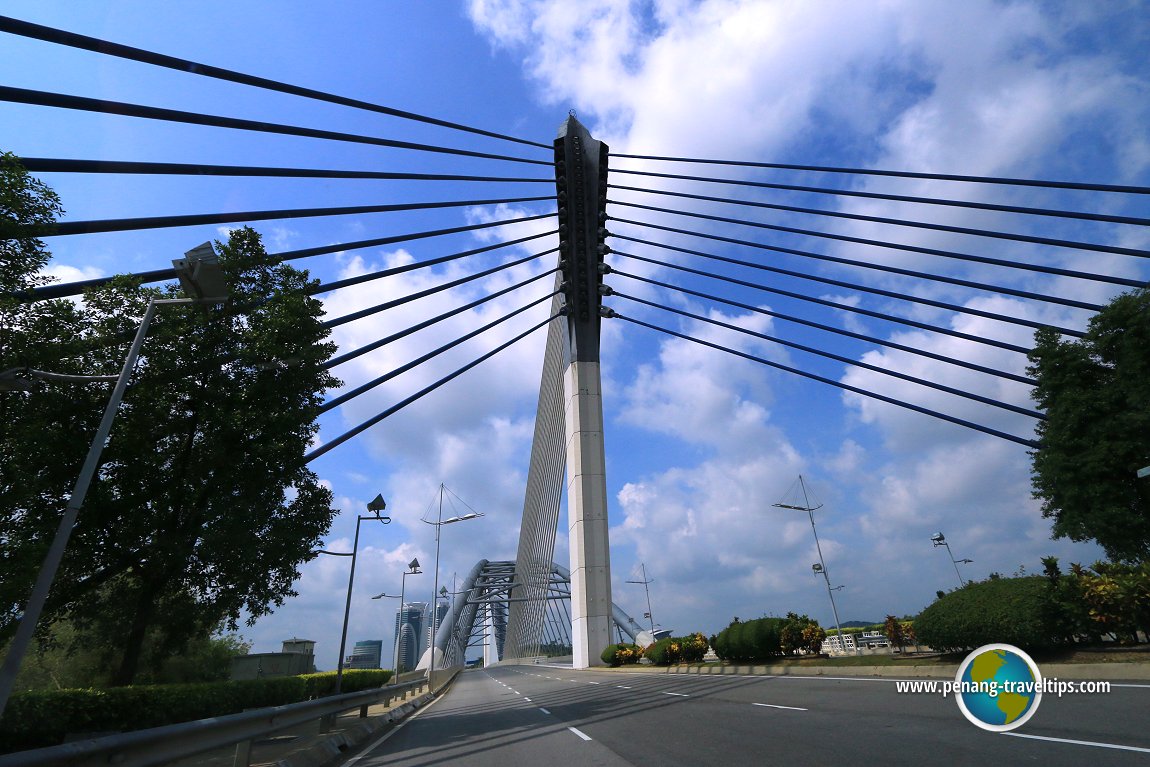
xmin=1003 ymin=732 xmax=1150 ymax=754
xmin=752 ymin=702 xmax=808 ymax=711
xmin=568 ymin=727 xmax=593 ymax=741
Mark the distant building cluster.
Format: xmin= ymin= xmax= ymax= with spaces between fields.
xmin=390 ymin=601 xmax=449 ymax=673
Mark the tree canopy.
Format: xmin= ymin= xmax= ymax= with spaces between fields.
xmin=1 ymin=155 xmax=340 ymax=685
xmin=1028 ymin=287 xmax=1150 ymax=562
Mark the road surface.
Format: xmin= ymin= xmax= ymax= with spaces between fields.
xmin=346 ymin=664 xmax=1150 ymax=766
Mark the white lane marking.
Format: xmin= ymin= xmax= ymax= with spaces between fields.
xmin=663 ymin=692 xmax=689 ymax=697
xmin=1003 ymin=732 xmax=1150 ymax=754
xmin=344 ymin=689 xmax=449 ymax=765
xmin=568 ymin=726 xmax=593 ymax=741
xmin=540 ymin=707 xmax=551 ymax=715
xmin=616 ymin=685 xmax=632 ymax=689
xmin=1111 ymin=683 xmax=1150 ymax=688
xmin=587 ymin=681 xmax=601 ymax=685
xmin=753 ymin=702 xmax=808 ymax=711
xmin=524 ymin=697 xmax=532 ymax=702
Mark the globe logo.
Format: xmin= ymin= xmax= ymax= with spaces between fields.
xmin=954 ymin=643 xmax=1043 ymax=731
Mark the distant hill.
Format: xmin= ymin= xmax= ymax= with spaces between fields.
xmin=839 ymin=620 xmax=880 ymax=628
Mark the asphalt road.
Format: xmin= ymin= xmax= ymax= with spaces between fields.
xmin=346 ymin=664 xmax=1150 ymax=766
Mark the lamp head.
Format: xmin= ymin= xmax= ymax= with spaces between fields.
xmin=931 ymin=532 xmax=946 ymax=545
xmin=367 ymin=493 xmax=387 ymax=513
xmin=173 ymin=242 xmax=229 ymax=301
xmin=811 ymin=563 xmax=824 ymax=574
xmin=408 ymin=557 xmax=421 ymax=573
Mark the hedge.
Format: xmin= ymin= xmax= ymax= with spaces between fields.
xmin=642 ymin=633 xmax=709 ymax=666
xmin=600 ymin=643 xmax=642 ymax=666
xmin=915 ymin=576 xmax=1066 ymax=652
xmin=0 ymin=668 xmax=390 ymax=755
xmin=712 ymin=618 xmax=785 ymax=661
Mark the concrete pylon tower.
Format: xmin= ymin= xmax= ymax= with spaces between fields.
xmin=554 ymin=115 xmax=614 ymax=668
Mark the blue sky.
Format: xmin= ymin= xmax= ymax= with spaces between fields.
xmin=3 ymin=1 xmax=1148 ymax=670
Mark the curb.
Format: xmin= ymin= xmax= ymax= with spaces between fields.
xmin=270 ymin=692 xmax=435 ymax=767
xmin=586 ymin=661 xmax=1150 ymax=682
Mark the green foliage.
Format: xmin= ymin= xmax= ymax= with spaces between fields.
xmin=712 ymin=617 xmax=785 ymax=661
xmin=779 ymin=613 xmax=825 ymax=654
xmin=643 ymin=633 xmax=709 ymax=665
xmin=1070 ymin=560 xmax=1150 ymax=643
xmin=0 ymin=668 xmax=394 ymax=753
xmin=915 ymin=576 xmax=1067 ymax=652
xmin=1 ymin=211 xmax=340 ymax=684
xmin=1028 ymin=288 xmax=1150 ymax=562
xmin=0 ymin=151 xmax=62 ymax=292
xmin=884 ymin=616 xmax=906 ymax=652
xmin=299 ymin=669 xmax=391 ymax=697
xmin=1040 ymin=557 xmax=1100 ymax=645
xmin=601 ymin=643 xmax=642 ymax=666
xmin=0 ymin=676 xmax=309 ymax=754
xmin=9 ymin=622 xmax=251 ymax=691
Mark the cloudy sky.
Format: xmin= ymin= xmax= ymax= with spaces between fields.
xmin=3 ymin=1 xmax=1148 ymax=669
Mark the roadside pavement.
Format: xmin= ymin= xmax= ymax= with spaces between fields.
xmin=167 ymin=685 xmax=433 ymax=767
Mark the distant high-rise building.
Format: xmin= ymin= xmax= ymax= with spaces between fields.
xmin=427 ymin=600 xmax=449 ymax=651
xmin=394 ymin=602 xmax=428 ymax=673
xmin=346 ymin=639 xmax=382 ymax=669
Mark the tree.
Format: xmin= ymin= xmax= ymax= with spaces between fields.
xmin=2 ymin=159 xmax=340 ymax=685
xmin=780 ymin=612 xmax=825 ymax=655
xmin=883 ymin=615 xmax=906 ymax=653
xmin=1027 ymin=287 xmax=1150 ymax=562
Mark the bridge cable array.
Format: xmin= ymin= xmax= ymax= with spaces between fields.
xmin=0 ymin=15 xmax=551 ymax=151
xmin=7 ymin=11 xmax=1149 ymax=457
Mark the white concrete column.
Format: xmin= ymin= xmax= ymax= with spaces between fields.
xmin=564 ymin=360 xmax=612 ymax=668
xmin=483 ymin=604 xmax=497 ymax=667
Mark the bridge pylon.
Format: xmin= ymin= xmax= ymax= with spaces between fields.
xmin=554 ymin=115 xmax=613 ymax=667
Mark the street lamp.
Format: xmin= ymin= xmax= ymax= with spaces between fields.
xmin=931 ymin=532 xmax=972 ymax=589
xmin=375 ymin=557 xmax=421 ymax=682
xmin=773 ymin=475 xmax=855 ymax=655
xmin=423 ymin=484 xmax=483 ymax=687
xmin=626 ymin=563 xmax=657 ymax=634
xmin=319 ymin=494 xmax=391 ymax=695
xmin=0 ymin=244 xmax=229 ymax=717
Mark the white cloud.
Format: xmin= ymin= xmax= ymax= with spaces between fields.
xmin=459 ymin=0 xmax=1131 ymax=638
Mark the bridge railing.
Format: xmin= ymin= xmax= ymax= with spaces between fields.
xmin=0 ymin=678 xmax=431 ymax=767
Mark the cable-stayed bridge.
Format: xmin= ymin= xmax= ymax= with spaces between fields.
xmin=2 ymin=14 xmax=1148 ymax=703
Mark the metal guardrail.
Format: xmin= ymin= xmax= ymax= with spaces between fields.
xmin=0 ymin=678 xmax=430 ymax=767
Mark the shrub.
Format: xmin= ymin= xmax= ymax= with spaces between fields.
xmin=712 ymin=617 xmax=785 ymax=661
xmin=640 ymin=633 xmax=709 ymax=666
xmin=780 ymin=613 xmax=825 ymax=654
xmin=600 ymin=643 xmax=642 ymax=666
xmin=0 ymin=669 xmax=390 ymax=755
xmin=678 ymin=632 xmax=709 ymax=663
xmin=915 ymin=576 xmax=1068 ymax=652
xmin=643 ymin=637 xmax=678 ymax=665
xmin=301 ymin=669 xmax=390 ymax=697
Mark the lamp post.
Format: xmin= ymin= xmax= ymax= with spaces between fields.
xmin=375 ymin=557 xmax=421 ymax=683
xmin=423 ymin=484 xmax=483 ymax=687
xmin=0 ymin=244 xmax=229 ymax=718
xmin=931 ymin=532 xmax=972 ymax=588
xmin=626 ymin=563 xmax=657 ymax=635
xmin=325 ymin=494 xmax=390 ymax=694
xmin=773 ymin=475 xmax=855 ymax=655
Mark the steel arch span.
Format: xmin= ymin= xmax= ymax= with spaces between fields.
xmin=415 ymin=560 xmax=645 ymax=671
